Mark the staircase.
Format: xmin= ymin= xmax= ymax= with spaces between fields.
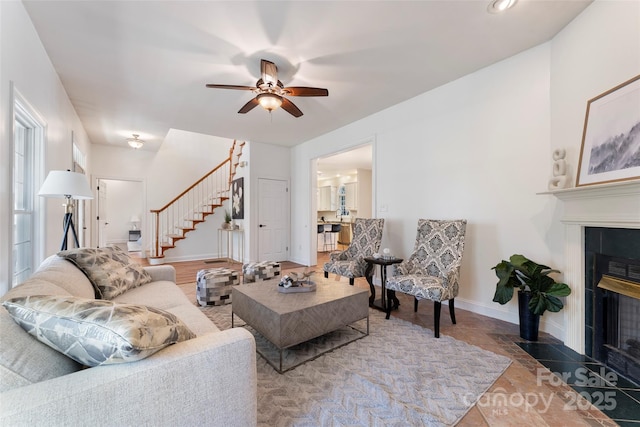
xmin=149 ymin=140 xmax=245 ymax=263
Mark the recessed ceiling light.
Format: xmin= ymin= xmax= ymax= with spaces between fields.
xmin=487 ymin=0 xmax=518 ymax=14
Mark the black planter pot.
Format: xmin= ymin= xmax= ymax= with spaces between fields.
xmin=518 ymin=291 xmax=540 ymax=341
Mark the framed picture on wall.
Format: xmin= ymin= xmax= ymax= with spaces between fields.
xmin=576 ymin=74 xmax=640 ymax=187
xmin=232 ymin=177 xmax=244 ymax=219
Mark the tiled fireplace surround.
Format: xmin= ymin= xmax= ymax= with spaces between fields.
xmin=550 ymin=180 xmax=640 ymax=355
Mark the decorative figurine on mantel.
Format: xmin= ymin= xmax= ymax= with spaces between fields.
xmin=548 ymin=148 xmax=570 ymax=190
xmin=278 ymin=269 xmax=316 ymax=293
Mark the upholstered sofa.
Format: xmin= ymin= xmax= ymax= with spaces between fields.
xmin=0 ymin=250 xmax=257 ymax=426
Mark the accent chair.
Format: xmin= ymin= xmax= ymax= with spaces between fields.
xmin=323 ymin=218 xmax=385 ymax=286
xmin=385 ymin=219 xmax=467 ymax=338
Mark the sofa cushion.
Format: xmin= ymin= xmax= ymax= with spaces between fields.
xmin=29 ymin=255 xmax=96 ymax=299
xmin=58 ymin=247 xmax=152 ymax=299
xmin=0 ymin=279 xmax=86 ymax=392
xmin=3 ymin=295 xmax=196 ymax=367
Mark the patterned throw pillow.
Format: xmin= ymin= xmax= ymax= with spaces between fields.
xmin=2 ymin=295 xmax=195 ymax=367
xmin=58 ymin=247 xmax=152 ymax=299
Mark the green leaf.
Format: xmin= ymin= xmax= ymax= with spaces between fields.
xmin=545 ymin=282 xmax=572 ymax=297
xmin=528 ymin=293 xmax=547 ymax=316
xmin=493 ymin=285 xmax=514 ymax=305
xmin=544 ymin=295 xmax=564 ymax=312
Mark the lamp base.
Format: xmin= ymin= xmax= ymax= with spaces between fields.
xmin=61 ymin=212 xmax=79 ymax=251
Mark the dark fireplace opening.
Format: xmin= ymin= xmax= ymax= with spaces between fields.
xmin=593 ymin=254 xmax=640 ymax=385
xmin=585 ymin=227 xmax=640 ymax=386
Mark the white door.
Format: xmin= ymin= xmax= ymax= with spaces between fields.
xmin=97 ymin=179 xmax=108 ymax=248
xmin=258 ymin=178 xmax=288 ymax=261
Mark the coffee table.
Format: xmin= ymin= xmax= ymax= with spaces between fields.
xmin=232 ymin=276 xmax=369 ymax=373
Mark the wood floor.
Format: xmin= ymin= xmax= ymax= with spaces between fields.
xmin=135 ymin=251 xmax=615 ymax=426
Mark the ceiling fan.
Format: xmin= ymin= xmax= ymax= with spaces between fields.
xmin=206 ymin=59 xmax=328 ymax=118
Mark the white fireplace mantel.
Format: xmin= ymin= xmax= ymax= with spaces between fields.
xmin=542 ymin=180 xmax=640 ymax=353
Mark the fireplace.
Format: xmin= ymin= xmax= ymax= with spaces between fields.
xmin=588 ymin=245 xmax=640 ymax=385
xmin=547 ymin=180 xmax=640 ymax=362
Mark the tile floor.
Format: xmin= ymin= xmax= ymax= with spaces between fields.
xmin=517 ymin=341 xmax=640 ymax=426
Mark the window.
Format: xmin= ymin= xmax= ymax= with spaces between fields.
xmin=13 ymin=116 xmax=34 ymax=285
xmin=12 ymin=91 xmax=45 ymax=287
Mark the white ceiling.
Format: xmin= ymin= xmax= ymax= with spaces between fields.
xmin=317 ymin=145 xmax=373 ymax=178
xmin=23 ymin=0 xmax=592 ymax=151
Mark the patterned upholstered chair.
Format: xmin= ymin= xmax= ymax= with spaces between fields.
xmin=323 ymin=218 xmax=385 ymax=286
xmin=385 ymin=219 xmax=467 ymax=338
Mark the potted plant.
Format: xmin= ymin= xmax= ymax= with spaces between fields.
xmin=222 ymin=210 xmax=232 ymax=229
xmin=492 ymin=254 xmax=572 ymax=341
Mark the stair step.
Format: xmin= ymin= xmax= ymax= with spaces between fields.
xmin=166 ymin=234 xmax=185 ymax=240
xmin=177 ymin=227 xmax=195 ymax=232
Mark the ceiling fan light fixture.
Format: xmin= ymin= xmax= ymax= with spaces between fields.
xmin=257 ymin=93 xmax=283 ymax=112
xmin=126 ymin=134 xmax=144 ymax=149
xmin=487 ymin=0 xmax=517 ymax=14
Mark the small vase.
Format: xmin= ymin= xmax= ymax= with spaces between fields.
xmin=518 ymin=291 xmax=540 ymax=341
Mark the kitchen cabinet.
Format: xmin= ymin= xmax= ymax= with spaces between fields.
xmin=317 ymin=185 xmax=336 ymax=211
xmin=344 ymin=182 xmax=358 ymax=210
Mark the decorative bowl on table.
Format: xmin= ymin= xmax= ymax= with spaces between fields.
xmin=277 ymin=270 xmax=317 ymax=293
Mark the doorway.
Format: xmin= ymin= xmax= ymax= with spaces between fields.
xmin=258 ymin=178 xmax=289 ymax=261
xmin=315 ymin=144 xmax=373 ymax=257
xmin=94 ymin=178 xmax=145 ymax=254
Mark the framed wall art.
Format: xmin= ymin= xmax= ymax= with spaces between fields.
xmin=576 ymin=74 xmax=640 ymax=187
xmin=231 ymin=177 xmax=244 ymax=219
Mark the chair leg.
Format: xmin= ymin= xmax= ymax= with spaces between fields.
xmin=449 ymin=298 xmax=456 ymax=324
xmin=324 ymin=271 xmax=328 ymax=279
xmin=434 ymin=301 xmax=441 ymax=338
xmin=349 ymin=277 xmax=354 ymax=286
xmin=414 ymin=297 xmax=419 ymax=313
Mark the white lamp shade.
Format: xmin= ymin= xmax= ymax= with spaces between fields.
xmin=130 ymin=215 xmax=141 ymax=223
xmin=38 ymin=170 xmax=94 ymax=199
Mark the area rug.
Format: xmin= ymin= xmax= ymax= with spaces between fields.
xmin=201 ymin=305 xmax=512 ymax=426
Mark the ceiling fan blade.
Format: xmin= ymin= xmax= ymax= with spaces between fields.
xmin=283 ymin=87 xmax=329 ymax=97
xmin=281 ymin=98 xmax=303 ymax=117
xmin=261 ymin=59 xmax=278 ymax=86
xmin=238 ymin=97 xmax=259 ymax=114
xmin=206 ymin=84 xmax=255 ymax=91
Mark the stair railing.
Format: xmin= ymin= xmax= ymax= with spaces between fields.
xmin=150 ymin=141 xmax=239 ymax=258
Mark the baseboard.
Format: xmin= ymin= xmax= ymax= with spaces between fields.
xmin=455 ymin=298 xmax=566 ymax=345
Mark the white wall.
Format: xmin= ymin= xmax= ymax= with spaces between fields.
xmin=0 ymin=1 xmax=91 ymax=294
xmin=246 ymin=141 xmax=291 ymax=262
xmin=290 ymin=0 xmax=640 ymax=342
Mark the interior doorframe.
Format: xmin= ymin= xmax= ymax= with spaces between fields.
xmin=309 ymin=136 xmax=376 ymax=267
xmin=91 ymin=175 xmax=146 ymax=252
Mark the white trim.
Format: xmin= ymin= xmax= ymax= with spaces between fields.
xmin=309 ymin=135 xmax=377 ymax=267
xmin=10 ymin=83 xmax=47 ymax=285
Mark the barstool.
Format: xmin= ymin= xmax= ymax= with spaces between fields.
xmin=317 ymin=224 xmax=325 ymax=252
xmin=322 ymin=224 xmax=332 ymax=251
xmin=329 ymin=223 xmax=341 ymax=251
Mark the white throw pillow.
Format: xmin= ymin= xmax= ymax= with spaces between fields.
xmin=3 ymin=295 xmax=195 ymax=367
